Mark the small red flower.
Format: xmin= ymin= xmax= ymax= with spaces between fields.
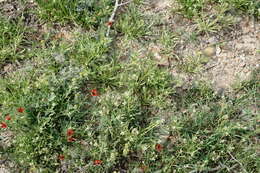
xmin=67 ymin=137 xmax=76 ymax=142
xmin=66 ymin=128 xmax=74 ymax=136
xmin=155 ymin=143 xmax=163 ymax=152
xmin=93 ymin=159 xmax=102 ymax=165
xmin=106 ymin=21 xmax=113 ymax=27
xmin=17 ymin=107 xmax=25 ymax=113
xmin=1 ymin=122 xmax=7 ymax=128
xmin=90 ymin=89 xmax=99 ymax=96
xmin=58 ymin=154 xmax=65 ymax=161
xmin=5 ymin=114 xmax=11 ymax=120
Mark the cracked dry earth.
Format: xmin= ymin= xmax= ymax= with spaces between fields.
xmin=147 ymin=0 xmax=260 ymax=94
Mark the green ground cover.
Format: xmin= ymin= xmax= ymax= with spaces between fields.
xmin=0 ymin=0 xmax=259 ymax=172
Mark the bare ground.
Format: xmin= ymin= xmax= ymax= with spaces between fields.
xmin=142 ymin=0 xmax=260 ymax=94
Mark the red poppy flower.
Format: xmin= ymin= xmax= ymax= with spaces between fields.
xmin=155 ymin=143 xmax=163 ymax=152
xmin=90 ymin=89 xmax=99 ymax=96
xmin=66 ymin=128 xmax=74 ymax=136
xmin=106 ymin=21 xmax=113 ymax=27
xmin=17 ymin=107 xmax=25 ymax=113
xmin=5 ymin=114 xmax=11 ymax=120
xmin=58 ymin=154 xmax=65 ymax=161
xmin=67 ymin=137 xmax=76 ymax=142
xmin=93 ymin=159 xmax=102 ymax=165
xmin=1 ymin=122 xmax=7 ymax=128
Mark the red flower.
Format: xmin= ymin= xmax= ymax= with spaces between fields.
xmin=106 ymin=21 xmax=113 ymax=27
xmin=155 ymin=143 xmax=163 ymax=152
xmin=93 ymin=159 xmax=102 ymax=165
xmin=1 ymin=122 xmax=7 ymax=128
xmin=67 ymin=128 xmax=74 ymax=136
xmin=67 ymin=137 xmax=76 ymax=142
xmin=17 ymin=107 xmax=25 ymax=113
xmin=58 ymin=154 xmax=65 ymax=161
xmin=90 ymin=89 xmax=99 ymax=96
xmin=5 ymin=114 xmax=11 ymax=120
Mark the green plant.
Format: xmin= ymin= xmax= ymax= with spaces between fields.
xmin=1 ymin=0 xmax=259 ymax=172
xmin=115 ymin=4 xmax=150 ymax=38
xmin=176 ymin=0 xmax=205 ymax=18
xmin=214 ymin=0 xmax=260 ymax=17
xmin=0 ymin=17 xmax=25 ymax=65
xmin=194 ymin=10 xmax=235 ymax=35
xmin=36 ymin=0 xmax=113 ymax=28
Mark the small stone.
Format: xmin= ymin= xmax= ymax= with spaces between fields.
xmin=202 ymin=46 xmax=216 ymax=57
xmin=149 ymin=44 xmax=169 ymax=66
xmin=3 ymin=64 xmax=14 ymax=73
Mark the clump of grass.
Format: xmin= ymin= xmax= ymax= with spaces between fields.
xmin=179 ymin=54 xmax=210 ymax=74
xmin=168 ymin=78 xmax=259 ymax=172
xmin=175 ymin=0 xmax=259 ymax=35
xmin=176 ymin=0 xmax=205 ymax=18
xmin=115 ymin=4 xmax=150 ymax=39
xmin=36 ymin=0 xmax=113 ymax=28
xmin=215 ymin=0 xmax=260 ymax=17
xmin=177 ymin=0 xmax=259 ymax=18
xmin=0 ymin=17 xmax=25 ymax=65
xmin=1 ymin=43 xmax=259 ymax=172
xmin=0 ymin=30 xmax=174 ymax=171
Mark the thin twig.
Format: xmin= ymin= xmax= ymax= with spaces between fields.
xmin=106 ymin=0 xmax=119 ymax=37
xmin=106 ymin=0 xmax=132 ymax=37
xmin=228 ymin=152 xmax=248 ymax=173
xmin=203 ymin=63 xmax=218 ymax=71
xmin=118 ymin=0 xmax=132 ymax=6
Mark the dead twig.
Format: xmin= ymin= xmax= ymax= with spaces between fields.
xmin=228 ymin=152 xmax=248 ymax=173
xmin=106 ymin=0 xmax=119 ymax=37
xmin=118 ymin=0 xmax=132 ymax=6
xmin=106 ymin=0 xmax=132 ymax=37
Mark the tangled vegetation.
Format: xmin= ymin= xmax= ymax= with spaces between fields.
xmin=0 ymin=0 xmax=259 ymax=172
